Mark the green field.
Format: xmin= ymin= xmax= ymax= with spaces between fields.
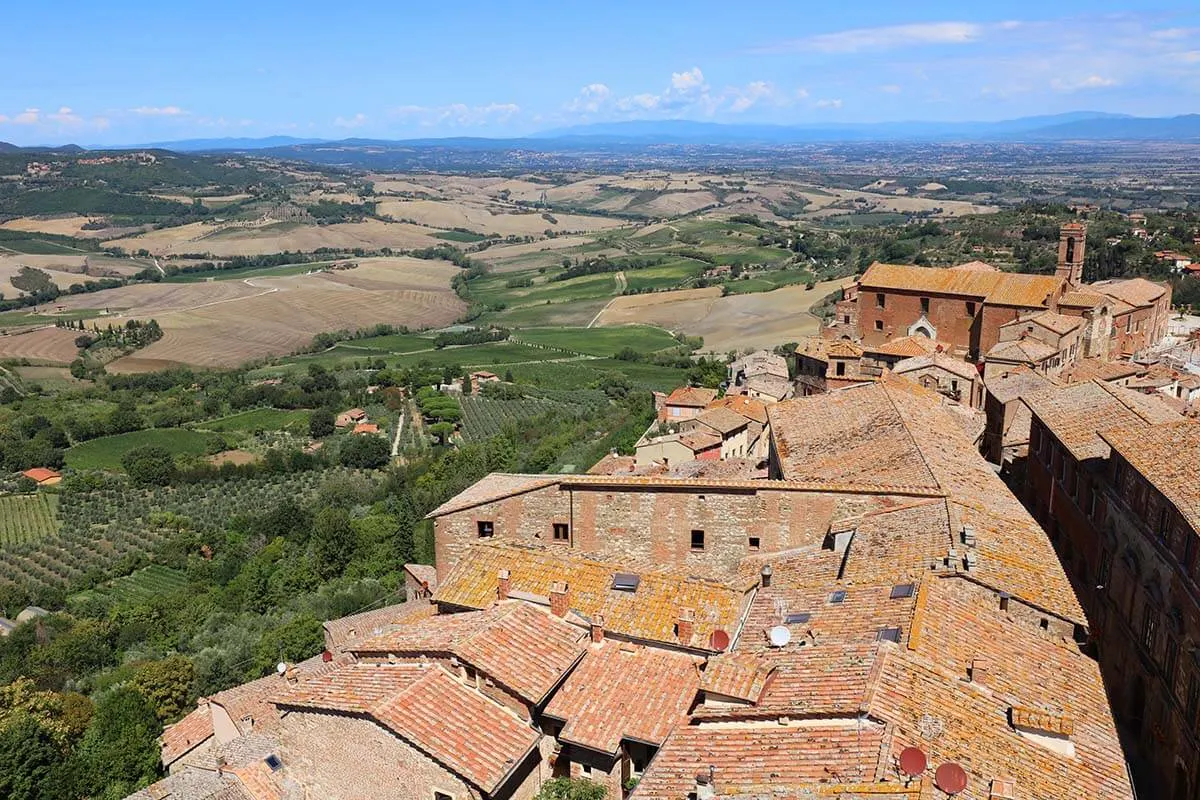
xmin=195 ymin=407 xmax=311 ymax=434
xmin=0 ymin=238 xmax=88 ymax=255
xmin=506 ymin=358 xmax=689 ymax=392
xmin=433 ymin=230 xmax=489 ymax=243
xmin=164 ymin=260 xmax=334 ymax=283
xmin=470 ymin=270 xmax=618 ymax=309
xmin=65 ymin=428 xmax=213 ymax=470
xmin=623 ymin=259 xmax=707 ymax=292
xmin=722 ymin=269 xmax=816 ymax=295
xmin=337 ymin=333 xmax=436 ymax=353
xmin=513 ymin=325 xmax=679 ymax=356
xmin=68 ymin=565 xmax=189 ymax=607
xmin=389 ymin=341 xmax=562 ymax=370
xmin=0 ymin=493 xmax=60 ymax=547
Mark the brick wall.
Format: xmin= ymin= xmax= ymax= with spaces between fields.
xmin=856 ymin=290 xmax=980 ymax=352
xmin=436 ymin=484 xmax=907 ymax=582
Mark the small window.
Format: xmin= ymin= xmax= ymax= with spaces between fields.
xmin=748 ymin=536 xmax=760 ymax=550
xmin=552 ymin=522 xmax=570 ymax=542
xmin=835 ymin=361 xmax=846 ymax=376
xmin=874 ymin=319 xmax=884 ymax=331
xmin=783 ymin=612 xmax=810 ymax=624
xmin=264 ymin=755 xmax=282 ymax=772
xmin=876 ymin=293 xmax=886 ymax=309
xmin=876 ymin=627 xmax=902 ymax=643
xmin=690 ymin=529 xmax=705 ymax=550
xmin=829 ymin=590 xmax=847 ymax=604
xmin=890 ymin=583 xmax=915 ymax=600
xmin=477 ymin=520 xmax=494 ymax=538
xmin=920 ymin=297 xmax=930 ymax=314
xmin=966 ymin=301 xmax=976 ymax=317
xmin=581 ymin=764 xmax=592 ymax=777
xmin=434 ymin=792 xmax=453 ymax=800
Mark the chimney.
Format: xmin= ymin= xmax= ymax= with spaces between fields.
xmin=550 ymin=582 xmax=569 ymax=617
xmin=760 ymin=564 xmax=773 ymax=588
xmin=497 ymin=568 xmax=510 ymax=601
xmin=590 ymin=614 xmax=605 ymax=644
xmin=970 ymin=658 xmax=990 ymax=685
xmin=677 ymin=608 xmax=696 ymax=645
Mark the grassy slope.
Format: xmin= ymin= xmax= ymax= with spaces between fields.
xmin=65 ymin=428 xmax=212 ymax=470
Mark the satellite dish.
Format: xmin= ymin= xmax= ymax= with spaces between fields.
xmin=934 ymin=762 xmax=968 ymax=795
xmin=768 ymin=625 xmax=791 ymax=647
xmin=709 ymin=629 xmax=730 ymax=652
xmin=276 ymin=662 xmax=288 ymax=675
xmin=898 ymin=747 xmax=927 ymax=778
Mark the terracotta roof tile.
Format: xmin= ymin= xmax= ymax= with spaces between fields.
xmin=351 ymin=603 xmax=587 ymax=703
xmin=1020 ymin=311 xmax=1084 ymax=336
xmin=322 ymin=599 xmax=435 ymax=653
xmin=1091 ymin=277 xmax=1169 ymax=308
xmin=1057 ymin=290 xmax=1108 ymax=308
xmin=860 ymin=262 xmax=1060 ymax=308
xmin=274 ymin=662 xmax=427 ymax=713
xmin=633 ymin=721 xmax=889 ymax=799
xmin=426 ymin=473 xmax=560 ymax=517
xmin=867 ymin=335 xmax=946 ymax=358
xmin=543 ymin=641 xmax=700 ymax=753
xmin=161 ymin=704 xmax=213 ymax=766
xmin=984 ymin=366 xmax=1059 ymax=404
xmin=21 ymin=467 xmax=61 ymax=482
xmin=433 ymin=542 xmax=750 ymax=651
xmin=1100 ymin=421 xmax=1200 ymax=532
xmin=827 ymin=340 xmax=865 ymax=358
xmin=707 ymin=395 xmax=769 ymax=425
xmin=664 ymin=386 xmax=718 ymax=407
xmin=690 ymin=407 xmax=750 ymax=436
xmin=1023 ymin=379 xmax=1181 ymax=462
xmin=986 ymin=338 xmax=1059 ymax=363
xmin=892 ymin=352 xmax=979 ymax=381
xmin=698 ymin=654 xmax=775 ymax=704
xmin=744 ymin=374 xmax=793 ymax=400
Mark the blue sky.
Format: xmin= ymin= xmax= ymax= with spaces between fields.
xmin=2 ymin=1 xmax=1198 ymax=145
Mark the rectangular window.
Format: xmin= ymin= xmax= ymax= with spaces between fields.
xmin=835 ymin=361 xmax=846 ymax=376
xmin=890 ymin=583 xmax=915 ymax=599
xmin=966 ymin=301 xmax=976 ymax=317
xmin=876 ymin=627 xmax=903 ymax=643
xmin=552 ymin=523 xmax=570 ymax=542
xmin=690 ymin=529 xmax=705 ymax=550
xmin=920 ymin=297 xmax=930 ymax=314
xmin=874 ymin=319 xmax=884 ymax=331
xmin=581 ymin=764 xmax=592 ymax=777
xmin=876 ymin=293 xmax=886 ymax=309
xmin=1097 ymin=549 xmax=1112 ymax=587
xmin=476 ymin=520 xmax=494 ymax=538
xmin=829 ymin=590 xmax=847 ymax=604
xmin=1142 ymin=605 xmax=1158 ymax=652
xmin=1166 ymin=637 xmax=1180 ymax=689
xmin=748 ymin=536 xmax=760 ymax=550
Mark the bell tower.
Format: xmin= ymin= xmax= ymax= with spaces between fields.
xmin=1056 ymin=222 xmax=1086 ymax=286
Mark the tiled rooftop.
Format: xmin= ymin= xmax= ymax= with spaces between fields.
xmin=433 ymin=541 xmax=751 ymax=651
xmin=1023 ymin=379 xmax=1180 ymax=462
xmin=279 ymin=664 xmax=540 ymax=794
xmin=632 ymin=721 xmax=890 ymax=799
xmin=426 ymin=473 xmax=560 ymax=517
xmin=1091 ymin=277 xmax=1169 ymax=308
xmin=322 ymin=599 xmax=434 ymax=653
xmin=866 ymin=334 xmax=946 ymax=358
xmin=707 ymin=395 xmax=769 ymax=425
xmin=1060 ymin=357 xmax=1143 ymax=385
xmin=128 ymin=767 xmax=251 ymax=800
xmin=690 ymin=406 xmax=750 ymax=436
xmin=987 ymin=337 xmax=1059 ymax=363
xmin=1020 ymin=310 xmax=1085 ymax=336
xmin=543 ymin=641 xmax=700 ymax=754
xmin=161 ymin=703 xmax=213 ymax=766
xmin=984 ymin=366 xmax=1059 ymax=404
xmin=1101 ymin=420 xmax=1200 ymax=533
xmin=892 ymin=351 xmax=979 ymax=381
xmin=351 ymin=603 xmax=587 ymax=704
xmin=664 ymin=386 xmax=718 ymax=407
xmin=860 ymin=262 xmax=1060 ymax=308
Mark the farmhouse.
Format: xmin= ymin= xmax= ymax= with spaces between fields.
xmin=21 ymin=467 xmax=62 ymax=486
xmin=335 ymin=408 xmax=367 ymax=428
xmin=656 ymin=386 xmax=716 ymax=422
xmin=352 ymin=422 xmax=380 ymax=435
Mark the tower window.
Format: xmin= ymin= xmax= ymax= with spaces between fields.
xmin=920 ymin=297 xmax=930 ymax=314
xmin=874 ymin=320 xmax=884 ymax=331
xmin=876 ymin=293 xmax=886 ymax=309
xmin=691 ymin=529 xmax=705 ymax=550
xmin=552 ymin=523 xmax=570 ymax=542
xmin=477 ymin=520 xmax=494 ymax=538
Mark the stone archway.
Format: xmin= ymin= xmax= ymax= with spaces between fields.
xmin=907 ymin=314 xmax=938 ymax=340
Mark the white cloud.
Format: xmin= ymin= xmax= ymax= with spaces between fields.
xmin=389 ymin=102 xmax=520 ymax=128
xmin=567 ymin=83 xmax=612 ymax=113
xmin=762 ymin=21 xmax=983 ymax=54
xmin=616 ymin=93 xmax=661 ymax=112
xmin=47 ymin=107 xmax=82 ymax=124
xmin=334 ymin=113 xmax=368 ymax=128
xmin=728 ymin=81 xmax=774 ymax=113
xmin=879 ymin=84 xmax=903 ymax=94
xmin=132 ymin=105 xmax=187 ymax=116
xmin=1051 ymin=74 xmax=1118 ymax=91
xmin=815 ymin=98 xmax=844 ymax=109
xmin=14 ymin=108 xmax=40 ymax=125
xmin=794 ymin=87 xmax=810 ymax=99
xmin=671 ymin=67 xmax=706 ymax=92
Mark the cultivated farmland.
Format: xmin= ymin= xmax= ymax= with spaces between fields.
xmin=64 ymin=428 xmax=213 ymax=471
xmin=0 ymin=493 xmax=61 ymax=547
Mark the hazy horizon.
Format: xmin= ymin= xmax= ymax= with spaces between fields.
xmin=2 ymin=0 xmax=1198 ymax=146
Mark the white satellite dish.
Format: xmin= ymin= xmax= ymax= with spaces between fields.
xmin=768 ymin=625 xmax=792 ymax=647
xmin=276 ymin=662 xmax=288 ymax=675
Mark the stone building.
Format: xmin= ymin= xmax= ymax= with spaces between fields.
xmin=1022 ymin=380 xmax=1193 ymax=797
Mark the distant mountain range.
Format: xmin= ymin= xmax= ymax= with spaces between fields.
xmin=2 ymin=112 xmax=1198 ymax=157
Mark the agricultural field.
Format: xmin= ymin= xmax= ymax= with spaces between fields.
xmin=458 ymin=395 xmax=560 ymax=442
xmin=0 ymin=469 xmax=364 ymax=592
xmin=194 ymin=407 xmax=311 ymax=435
xmin=104 ymin=218 xmax=442 ymax=257
xmin=64 ymin=428 xmax=213 ymax=471
xmin=0 ymin=493 xmax=60 ymax=547
xmin=388 ymin=341 xmax=562 ymax=370
xmin=511 ymin=325 xmax=680 ymax=356
xmin=68 ymin=564 xmax=188 ymax=608
xmin=48 ymin=256 xmax=466 ymax=371
xmin=0 ymin=326 xmax=84 ymax=364
xmin=505 ymin=358 xmax=690 ymax=392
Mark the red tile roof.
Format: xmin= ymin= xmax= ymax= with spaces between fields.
xmin=433 ymin=542 xmax=751 ymax=651
xmin=707 ymin=395 xmax=769 ymax=425
xmin=543 ymin=641 xmax=700 ymax=753
xmin=1023 ymin=379 xmax=1180 ymax=462
xmin=664 ymin=386 xmax=718 ymax=408
xmin=860 ymin=262 xmax=1061 ymax=308
xmin=322 ymin=600 xmax=435 ymax=653
xmin=160 ymin=703 xmax=213 ymax=766
xmin=1100 ymin=421 xmax=1200 ymax=533
xmin=351 ymin=603 xmax=587 ymax=704
xmin=278 ymin=664 xmax=540 ymax=794
xmin=21 ymin=467 xmax=61 ymax=483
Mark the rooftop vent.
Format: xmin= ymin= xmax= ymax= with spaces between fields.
xmin=890 ymin=583 xmax=915 ymax=600
xmin=612 ymin=572 xmax=641 ymax=592
xmin=264 ymin=754 xmax=282 ymax=772
xmin=828 ymin=590 xmax=847 ymax=604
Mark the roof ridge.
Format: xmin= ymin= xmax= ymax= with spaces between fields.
xmin=878 ymin=382 xmax=942 ymax=493
xmin=1094 ymin=378 xmax=1166 ymax=425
